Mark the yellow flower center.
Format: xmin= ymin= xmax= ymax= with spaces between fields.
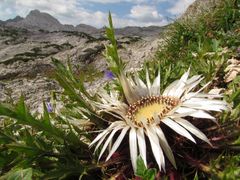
xmin=126 ymin=96 xmax=180 ymax=127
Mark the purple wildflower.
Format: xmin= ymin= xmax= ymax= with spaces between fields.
xmin=46 ymin=102 xmax=53 ymax=113
xmin=104 ymin=70 xmax=115 ymax=80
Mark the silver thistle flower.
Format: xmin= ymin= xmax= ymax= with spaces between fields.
xmin=90 ymin=68 xmax=228 ymax=172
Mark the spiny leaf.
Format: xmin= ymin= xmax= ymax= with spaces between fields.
xmin=104 ymin=12 xmax=125 ymax=76
xmin=136 ymin=156 xmax=157 ymax=180
xmin=42 ymin=101 xmax=52 ymax=128
xmin=0 ymin=168 xmax=33 ymax=180
xmin=136 ymin=156 xmax=147 ymax=177
xmin=6 ymin=143 xmax=41 ymax=155
xmin=144 ymin=169 xmax=157 ymax=180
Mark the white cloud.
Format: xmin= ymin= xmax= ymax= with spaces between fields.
xmin=153 ymin=0 xmax=167 ymax=2
xmin=71 ymin=10 xmax=108 ymax=27
xmin=0 ymin=0 xmax=108 ymax=27
xmin=82 ymin=0 xmax=147 ymax=3
xmin=15 ymin=0 xmax=78 ymax=16
xmin=0 ymin=0 xmax=169 ymax=27
xmin=129 ymin=5 xmax=162 ymax=22
xmin=113 ymin=16 xmax=168 ymax=27
xmin=167 ymin=0 xmax=195 ymax=16
xmin=0 ymin=0 xmax=16 ymax=20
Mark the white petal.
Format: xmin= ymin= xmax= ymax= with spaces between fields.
xmin=162 ymin=118 xmax=196 ymax=143
xmin=184 ymin=98 xmax=228 ymax=106
xmin=146 ymin=69 xmax=151 ymax=95
xmin=154 ymin=125 xmax=176 ymax=168
xmin=163 ymin=80 xmax=179 ymax=96
xmin=137 ymin=128 xmax=147 ymax=167
xmin=172 ymin=69 xmax=190 ymax=98
xmin=90 ymin=129 xmax=109 ymax=148
xmin=175 ymin=117 xmax=212 ymax=145
xmin=191 ymin=110 xmax=216 ymax=121
xmin=94 ymin=131 xmax=110 ymax=153
xmin=182 ymin=97 xmax=228 ymax=111
xmin=174 ymin=107 xmax=196 ymax=115
xmin=90 ymin=122 xmax=121 ymax=147
xmin=106 ymin=126 xmax=129 ymax=161
xmin=151 ymin=69 xmax=161 ymax=95
xmin=145 ymin=125 xmax=165 ymax=171
xmin=182 ymin=103 xmax=228 ymax=112
xmin=182 ymin=77 xmax=204 ymax=99
xmin=98 ymin=126 xmax=123 ymax=160
xmin=186 ymin=75 xmax=202 ymax=85
xmin=184 ymin=81 xmax=211 ymax=100
xmin=108 ymin=139 xmax=113 ymax=153
xmin=129 ymin=127 xmax=138 ymax=172
xmin=103 ymin=111 xmax=124 ymax=120
xmin=169 ymin=111 xmax=196 ymax=118
xmin=175 ymin=107 xmax=216 ymax=121
xmin=119 ymin=73 xmax=139 ymax=104
xmin=134 ymin=74 xmax=148 ymax=97
xmin=186 ymin=92 xmax=223 ymax=99
xmin=134 ymin=73 xmax=147 ymax=89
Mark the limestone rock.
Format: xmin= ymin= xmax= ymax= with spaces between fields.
xmin=0 ymin=23 xmax=161 ymax=112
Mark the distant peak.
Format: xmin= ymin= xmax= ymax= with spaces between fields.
xmin=29 ymin=9 xmax=41 ymax=14
xmin=25 ymin=9 xmax=61 ymax=24
xmin=5 ymin=15 xmax=23 ymax=23
xmin=26 ymin=9 xmax=55 ymax=19
xmin=15 ymin=15 xmax=23 ymax=19
xmin=13 ymin=16 xmax=23 ymax=21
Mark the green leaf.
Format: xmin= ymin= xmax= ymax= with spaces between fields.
xmin=193 ymin=171 xmax=199 ymax=180
xmin=144 ymin=169 xmax=157 ymax=180
xmin=44 ymin=166 xmax=85 ymax=179
xmin=211 ymin=39 xmax=220 ymax=52
xmin=42 ymin=101 xmax=52 ymax=128
xmin=52 ymin=58 xmax=106 ymax=128
xmin=0 ymin=168 xmax=33 ymax=180
xmin=15 ymin=96 xmax=27 ymax=116
xmin=6 ymin=143 xmax=41 ymax=155
xmin=0 ymin=104 xmax=18 ymax=120
xmin=136 ymin=156 xmax=157 ymax=180
xmin=136 ymin=156 xmax=147 ymax=177
xmin=104 ymin=12 xmax=125 ymax=76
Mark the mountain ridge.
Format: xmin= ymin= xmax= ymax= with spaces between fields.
xmin=2 ymin=9 xmax=164 ymax=36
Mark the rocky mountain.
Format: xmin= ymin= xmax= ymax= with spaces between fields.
xmin=3 ymin=10 xmax=165 ymax=37
xmin=0 ymin=16 xmax=23 ymax=26
xmin=6 ymin=10 xmax=71 ymax=32
xmin=75 ymin=24 xmax=99 ymax=34
xmin=115 ymin=26 xmax=165 ymax=37
xmin=180 ymin=0 xmax=221 ymax=22
xmin=0 ymin=19 xmax=163 ymax=112
xmin=5 ymin=16 xmax=24 ymax=24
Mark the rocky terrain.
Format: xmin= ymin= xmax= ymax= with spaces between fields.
xmin=0 ymin=10 xmax=165 ymax=112
xmin=181 ymin=0 xmax=221 ymax=22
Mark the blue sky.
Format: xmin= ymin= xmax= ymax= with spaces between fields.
xmin=0 ymin=0 xmax=195 ymax=27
